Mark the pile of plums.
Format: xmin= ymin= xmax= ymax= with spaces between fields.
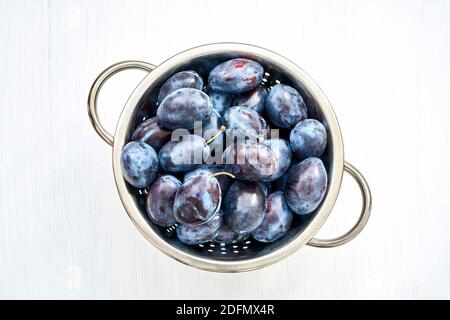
xmin=120 ymin=58 xmax=328 ymax=246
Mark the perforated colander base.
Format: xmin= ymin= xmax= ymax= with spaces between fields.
xmin=125 ymin=52 xmax=332 ymax=262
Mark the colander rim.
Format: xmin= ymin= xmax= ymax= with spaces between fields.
xmin=112 ymin=42 xmax=344 ymax=273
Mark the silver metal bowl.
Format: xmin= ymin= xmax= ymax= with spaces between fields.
xmin=88 ymin=43 xmax=372 ymax=272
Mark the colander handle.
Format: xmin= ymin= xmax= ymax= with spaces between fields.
xmin=308 ymin=162 xmax=372 ymax=248
xmin=88 ymin=60 xmax=156 ymax=146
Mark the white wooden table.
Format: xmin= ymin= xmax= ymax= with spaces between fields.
xmin=1 ymin=0 xmax=449 ymax=299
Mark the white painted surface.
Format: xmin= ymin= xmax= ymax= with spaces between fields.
xmin=1 ymin=0 xmax=449 ymax=299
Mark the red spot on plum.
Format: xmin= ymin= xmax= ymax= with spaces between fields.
xmin=247 ymin=76 xmax=257 ymax=83
xmin=233 ymin=60 xmax=246 ymax=68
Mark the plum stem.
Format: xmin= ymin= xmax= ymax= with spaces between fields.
xmin=209 ymin=172 xmax=236 ymax=179
xmin=204 ymin=126 xmax=226 ymax=146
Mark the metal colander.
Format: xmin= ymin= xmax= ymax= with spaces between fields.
xmin=88 ymin=43 xmax=372 ymax=272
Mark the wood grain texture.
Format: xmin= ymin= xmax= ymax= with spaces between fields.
xmin=1 ymin=0 xmax=449 ymax=299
